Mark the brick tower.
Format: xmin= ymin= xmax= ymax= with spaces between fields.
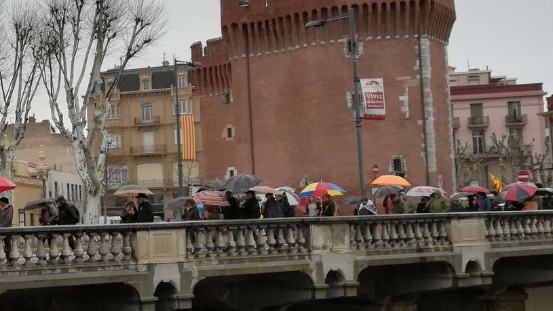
xmin=192 ymin=0 xmax=457 ymax=194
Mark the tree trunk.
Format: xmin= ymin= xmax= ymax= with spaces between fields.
xmin=0 ymin=158 xmax=14 ymax=205
xmin=83 ymin=192 xmax=102 ymax=224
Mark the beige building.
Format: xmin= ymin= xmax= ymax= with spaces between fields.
xmin=89 ymin=62 xmax=202 ymax=217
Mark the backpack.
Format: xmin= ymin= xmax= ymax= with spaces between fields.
xmin=67 ymin=203 xmax=80 ymax=224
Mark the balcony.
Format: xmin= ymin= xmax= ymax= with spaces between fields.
xmin=505 ymin=114 xmax=528 ymax=128
xmin=130 ymin=145 xmax=166 ymax=156
xmin=472 ymin=146 xmax=499 ymax=158
xmin=134 ymin=116 xmax=161 ymax=126
xmin=467 ymin=116 xmax=490 ymax=129
xmin=452 ymin=117 xmax=460 ymax=129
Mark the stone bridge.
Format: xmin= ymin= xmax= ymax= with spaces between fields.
xmin=1 ymin=211 xmax=553 ymax=310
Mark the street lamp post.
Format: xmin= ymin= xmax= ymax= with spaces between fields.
xmin=174 ymin=59 xmax=202 ymax=196
xmin=306 ymin=8 xmax=366 ymax=197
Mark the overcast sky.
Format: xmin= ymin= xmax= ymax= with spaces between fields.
xmin=29 ymin=0 xmax=552 ymax=122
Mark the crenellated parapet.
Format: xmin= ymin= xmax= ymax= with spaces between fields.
xmin=191 ymin=39 xmax=233 ymax=98
xmin=220 ymin=0 xmax=456 ymax=58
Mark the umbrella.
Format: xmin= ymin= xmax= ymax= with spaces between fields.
xmin=167 ymin=196 xmax=193 ymax=211
xmin=113 ymin=184 xmax=153 ymax=197
xmin=24 ymin=198 xmax=55 ymax=211
xmin=250 ymin=186 xmax=281 ymax=195
xmin=0 ymin=177 xmax=17 ymax=193
xmin=300 ymin=182 xmax=345 ymax=197
xmin=276 ymin=187 xmax=300 ymax=205
xmin=197 ymin=180 xmax=226 ymax=192
xmin=460 ymin=186 xmax=490 ymax=195
xmin=504 ymin=182 xmax=537 ymax=190
xmin=407 ymin=186 xmax=446 ymax=197
xmin=504 ymin=184 xmax=538 ymax=203
xmin=343 ymin=196 xmax=368 ymax=205
xmin=193 ymin=191 xmax=230 ymax=207
xmin=371 ymin=175 xmax=411 ymax=187
xmin=450 ymin=192 xmax=474 ymax=200
xmin=373 ymin=185 xmax=403 ymax=199
xmin=223 ymin=174 xmax=264 ymax=193
xmin=536 ymin=188 xmax=553 ymax=196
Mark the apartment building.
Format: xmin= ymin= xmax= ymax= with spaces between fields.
xmin=89 ymin=61 xmax=201 ymax=216
xmin=451 ymin=67 xmax=548 ymax=187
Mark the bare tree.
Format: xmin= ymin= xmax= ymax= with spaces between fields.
xmin=454 ymin=139 xmax=494 ymax=187
xmin=526 ymin=138 xmax=552 ymax=185
xmin=0 ymin=2 xmax=43 ymax=201
xmin=39 ymin=0 xmax=166 ymax=223
xmin=491 ymin=133 xmax=534 ymax=181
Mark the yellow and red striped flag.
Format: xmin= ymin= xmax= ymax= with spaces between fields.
xmin=180 ymin=114 xmax=196 ymax=160
xmin=489 ymin=173 xmax=502 ymax=194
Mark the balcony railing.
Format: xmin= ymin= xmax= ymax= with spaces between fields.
xmin=134 ymin=116 xmax=160 ymax=126
xmin=136 ymin=179 xmax=165 ymax=188
xmin=130 ymin=145 xmax=166 ymax=155
xmin=452 ymin=117 xmax=460 ymax=129
xmin=468 ymin=116 xmax=490 ymax=129
xmin=505 ymin=114 xmax=528 ymax=127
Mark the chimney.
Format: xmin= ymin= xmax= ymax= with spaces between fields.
xmin=162 ymin=60 xmax=170 ymax=67
xmin=28 ymin=114 xmax=36 ymax=124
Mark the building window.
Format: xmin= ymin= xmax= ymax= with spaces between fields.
xmin=142 ymin=105 xmax=153 ymax=122
xmin=173 ymin=101 xmax=192 ymax=115
xmin=472 ymin=131 xmax=486 ymax=154
xmin=79 ymin=185 xmax=82 ymax=201
xmin=509 ymin=128 xmax=523 ymax=143
xmin=107 ymin=104 xmax=119 ymax=119
xmin=106 ymin=133 xmax=121 ymax=148
xmin=227 ymin=127 xmax=233 ymax=138
xmin=67 ymin=184 xmax=71 ymax=201
xmin=390 ymin=157 xmax=405 ymax=177
xmin=107 ymin=165 xmax=128 ymax=188
xmin=468 ymin=76 xmax=480 ymax=86
xmin=507 ymin=101 xmax=522 ymax=122
xmin=237 ymin=0 xmax=249 ymax=7
xmin=177 ymin=76 xmax=186 ymax=88
xmin=470 ymin=103 xmax=484 ymax=125
xmin=54 ymin=181 xmax=58 ymax=198
xmin=142 ymin=80 xmax=150 ymax=90
xmin=226 ymin=167 xmax=237 ymax=179
xmin=223 ymin=91 xmax=233 ymax=104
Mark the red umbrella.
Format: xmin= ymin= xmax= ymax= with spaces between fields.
xmin=504 ymin=184 xmax=538 ymax=203
xmin=0 ymin=177 xmax=17 ymax=193
xmin=460 ymin=186 xmax=490 ymax=195
xmin=193 ymin=191 xmax=229 ymax=207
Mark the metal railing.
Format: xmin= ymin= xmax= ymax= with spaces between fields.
xmin=505 ymin=114 xmax=528 ymax=125
xmin=468 ymin=116 xmax=490 ymax=127
xmin=134 ymin=116 xmax=160 ymax=126
xmin=130 ymin=145 xmax=166 ymax=155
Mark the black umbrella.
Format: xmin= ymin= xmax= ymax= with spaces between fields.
xmin=197 ymin=180 xmax=226 ymax=192
xmin=166 ymin=196 xmax=193 ymax=221
xmin=343 ymin=196 xmax=368 ymax=205
xmin=373 ymin=186 xmax=403 ymax=199
xmin=222 ymin=174 xmax=264 ymax=193
xmin=24 ymin=198 xmax=55 ymax=211
xmin=536 ymin=188 xmax=553 ymax=196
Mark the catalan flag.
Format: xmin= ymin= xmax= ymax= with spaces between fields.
xmin=489 ymin=173 xmax=503 ymax=194
xmin=180 ymin=114 xmax=196 ymax=160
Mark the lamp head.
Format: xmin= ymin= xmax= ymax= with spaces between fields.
xmin=305 ymin=20 xmax=326 ymax=28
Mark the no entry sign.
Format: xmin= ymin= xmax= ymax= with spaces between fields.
xmin=518 ymin=170 xmax=531 ymax=183
xmin=372 ymin=164 xmax=380 ymax=175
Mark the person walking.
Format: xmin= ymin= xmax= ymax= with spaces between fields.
xmin=429 ymin=190 xmax=450 ymax=213
xmin=0 ymin=197 xmax=14 ymax=227
xmin=477 ymin=192 xmax=492 ymax=212
xmin=56 ymin=196 xmax=80 ymax=225
xmin=136 ymin=193 xmax=154 ymax=223
xmin=276 ymin=193 xmax=295 ymax=217
xmin=241 ymin=190 xmax=261 ymax=219
xmin=321 ymin=194 xmax=336 ymax=217
xmin=263 ymin=193 xmax=284 ymax=218
xmin=305 ymin=197 xmax=321 ymax=217
xmin=182 ymin=199 xmax=201 ymax=221
xmin=417 ymin=197 xmax=431 ymax=213
xmin=120 ymin=201 xmax=138 ymax=223
xmin=358 ymin=197 xmax=377 ymax=215
xmin=39 ymin=203 xmax=59 ymax=225
xmin=224 ymin=191 xmax=241 ymax=220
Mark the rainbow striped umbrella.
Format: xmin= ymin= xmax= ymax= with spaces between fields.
xmin=193 ymin=191 xmax=230 ymax=207
xmin=300 ymin=182 xmax=345 ymax=198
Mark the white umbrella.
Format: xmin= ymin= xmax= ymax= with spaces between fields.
xmin=276 ymin=187 xmax=300 ymax=205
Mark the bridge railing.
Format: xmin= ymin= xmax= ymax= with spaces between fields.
xmin=1 ymin=211 xmax=553 ymax=268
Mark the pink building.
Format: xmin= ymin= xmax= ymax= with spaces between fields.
xmin=450 ymin=67 xmax=548 ymax=187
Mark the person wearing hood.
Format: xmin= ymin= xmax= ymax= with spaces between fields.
xmin=241 ymin=190 xmax=261 ymax=219
xmin=263 ymin=193 xmax=284 ymax=218
xmin=429 ymin=190 xmax=450 ymax=213
xmin=276 ymin=193 xmax=295 ymax=217
xmin=358 ymin=197 xmax=377 ymax=215
xmin=182 ymin=199 xmax=201 ymax=221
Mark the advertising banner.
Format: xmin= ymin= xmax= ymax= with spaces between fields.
xmin=360 ymin=78 xmax=386 ymax=120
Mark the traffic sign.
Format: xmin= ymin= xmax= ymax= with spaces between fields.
xmin=518 ymin=170 xmax=531 ymax=183
xmin=372 ymin=165 xmax=380 ymax=175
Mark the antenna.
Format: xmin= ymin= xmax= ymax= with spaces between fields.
xmin=467 ymin=59 xmax=470 ymax=71
xmin=163 ymin=52 xmax=167 ymax=62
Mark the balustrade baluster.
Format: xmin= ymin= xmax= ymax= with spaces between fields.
xmin=245 ymin=226 xmax=256 ymax=254
xmin=88 ymin=233 xmax=101 ymax=262
xmin=530 ymin=218 xmax=539 ymax=238
xmin=287 ymin=225 xmax=298 ymax=254
xmin=364 ymin=223 xmax=374 ymax=249
xmin=267 ymin=227 xmax=277 ymax=253
xmin=431 ymin=221 xmax=439 ymax=245
xmin=406 ymin=222 xmax=416 ymax=248
xmin=501 ymin=218 xmax=511 ymax=241
xmin=195 ymin=229 xmax=208 ymax=258
xmin=381 ymin=222 xmax=390 ymax=248
xmin=74 ymin=232 xmax=85 ymax=263
xmin=487 ymin=219 xmax=496 ymax=241
xmin=509 ymin=218 xmax=519 ymax=240
xmin=235 ymin=227 xmax=246 ymax=256
xmin=355 ymin=223 xmax=365 ymax=250
xmin=373 ymin=222 xmax=383 ymax=248
xmin=206 ymin=229 xmax=216 ymax=257
xmin=0 ymin=236 xmax=6 ymax=266
xmin=350 ymin=224 xmax=357 ymax=249
xmin=36 ymin=234 xmax=47 ymax=265
xmin=537 ymin=218 xmax=545 ymax=238
xmin=516 ymin=218 xmax=525 ymax=237
xmin=523 ymin=218 xmax=532 ymax=239
xmin=9 ymin=235 xmax=23 ymax=266
xmin=186 ymin=229 xmax=195 ymax=258
xmin=277 ymin=226 xmax=287 ymax=252
xmin=61 ymin=233 xmax=73 ymax=264
xmin=111 ymin=232 xmax=124 ymax=262
xmin=217 ymin=228 xmax=228 ymax=257
xmin=414 ymin=222 xmax=424 ymax=248
xmin=99 ymin=232 xmax=113 ymax=262
xmin=297 ymin=226 xmax=307 ymax=253
xmin=121 ymin=232 xmax=132 ymax=261
xmin=390 ymin=222 xmax=399 ymax=248
xmin=49 ymin=234 xmax=60 ymax=263
xmin=495 ymin=219 xmax=504 ymax=240
xmin=228 ymin=227 xmax=237 ymax=256
xmin=257 ymin=225 xmax=268 ymax=255
xmin=23 ymin=235 xmax=35 ymax=266
xmin=422 ymin=222 xmax=434 ymax=248
xmin=397 ymin=221 xmax=407 ymax=247
xmin=544 ymin=217 xmax=552 ymax=236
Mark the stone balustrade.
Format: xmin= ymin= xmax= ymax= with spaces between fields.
xmin=1 ymin=211 xmax=553 ymax=269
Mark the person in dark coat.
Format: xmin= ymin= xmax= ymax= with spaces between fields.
xmin=417 ymin=197 xmax=431 ymax=213
xmin=263 ymin=193 xmax=284 ymax=218
xmin=136 ymin=193 xmax=154 ymax=222
xmin=0 ymin=197 xmax=13 ymax=227
xmin=56 ymin=196 xmax=79 ymax=225
xmin=276 ymin=193 xmax=295 ymax=217
xmin=39 ymin=203 xmax=59 ymax=225
xmin=224 ymin=191 xmax=241 ymax=220
xmin=241 ymin=190 xmax=261 ymax=219
xmin=321 ymin=194 xmax=336 ymax=217
xmin=182 ymin=199 xmax=201 ymax=221
xmin=120 ymin=201 xmax=138 ymax=223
